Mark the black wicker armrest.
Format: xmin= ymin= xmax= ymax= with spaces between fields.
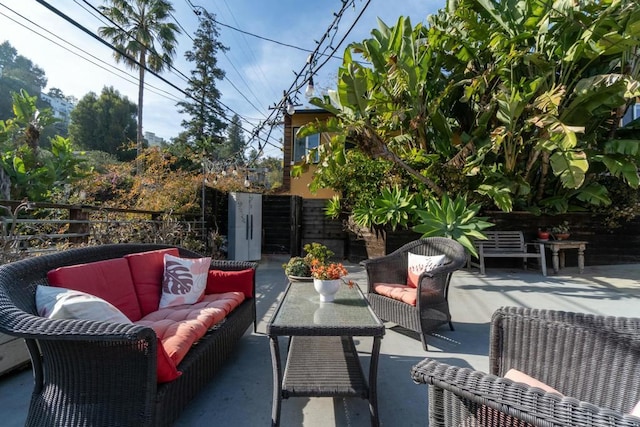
xmin=411 ymin=358 xmax=640 ymax=427
xmin=0 ymin=302 xmax=155 ymax=341
xmin=209 ymin=260 xmax=258 ymax=272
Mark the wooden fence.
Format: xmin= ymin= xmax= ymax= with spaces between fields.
xmin=2 ymin=196 xmax=638 ymax=266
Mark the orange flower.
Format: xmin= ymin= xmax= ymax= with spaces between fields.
xmin=310 ymin=260 xmax=348 ymax=280
xmin=309 ymin=260 xmax=357 ymax=288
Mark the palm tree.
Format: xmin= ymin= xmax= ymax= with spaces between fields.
xmin=98 ymin=0 xmax=180 ymax=172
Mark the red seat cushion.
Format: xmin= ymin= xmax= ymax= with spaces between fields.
xmin=125 ymin=248 xmax=180 ymax=316
xmin=373 ymin=283 xmax=417 ymax=306
xmin=135 ymin=292 xmax=245 ymax=367
xmin=206 ymin=269 xmax=254 ymax=298
xmin=47 ymin=258 xmax=142 ymax=321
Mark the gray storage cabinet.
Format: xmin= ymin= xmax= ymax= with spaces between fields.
xmin=228 ymin=192 xmax=262 ymax=261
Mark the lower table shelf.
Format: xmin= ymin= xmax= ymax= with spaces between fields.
xmin=282 ymin=336 xmax=367 ymax=398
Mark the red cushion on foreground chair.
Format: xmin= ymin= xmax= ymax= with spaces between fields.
xmin=373 ymin=283 xmax=417 ymax=306
xmin=47 ymin=258 xmax=142 ymax=321
xmin=205 ymin=269 xmax=254 ymax=298
xmin=125 ymin=248 xmax=180 ymax=316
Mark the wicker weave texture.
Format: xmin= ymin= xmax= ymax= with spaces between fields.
xmin=362 ymin=237 xmax=467 ymax=350
xmin=411 ymin=306 xmax=640 ymax=427
xmin=0 ymin=244 xmax=257 ymax=427
xmin=282 ymin=336 xmax=367 ymax=398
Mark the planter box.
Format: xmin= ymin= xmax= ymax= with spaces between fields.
xmin=0 ymin=333 xmax=30 ymax=376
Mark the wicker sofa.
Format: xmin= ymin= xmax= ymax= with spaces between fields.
xmin=411 ymin=306 xmax=640 ymax=427
xmin=0 ymin=244 xmax=257 ymax=427
xmin=362 ymin=237 xmax=467 ymax=350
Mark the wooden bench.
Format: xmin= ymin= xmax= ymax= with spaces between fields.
xmin=469 ymin=231 xmax=547 ymax=276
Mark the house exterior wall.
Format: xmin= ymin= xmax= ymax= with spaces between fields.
xmin=40 ymin=93 xmax=76 ymax=125
xmin=283 ymin=109 xmax=337 ymax=199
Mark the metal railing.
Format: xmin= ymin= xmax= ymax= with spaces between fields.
xmin=0 ymin=201 xmax=207 ymax=263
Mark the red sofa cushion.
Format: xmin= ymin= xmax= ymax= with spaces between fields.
xmin=136 ymin=292 xmax=245 ymax=366
xmin=156 ymin=337 xmax=181 ymax=383
xmin=47 ymin=258 xmax=142 ymax=321
xmin=124 ymin=248 xmax=180 ymax=316
xmin=205 ymin=269 xmax=254 ymax=298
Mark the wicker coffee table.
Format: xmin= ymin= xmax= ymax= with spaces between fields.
xmin=266 ymin=281 xmax=385 ymax=427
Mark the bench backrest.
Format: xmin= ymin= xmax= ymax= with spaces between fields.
xmin=478 ymin=231 xmax=526 ymax=252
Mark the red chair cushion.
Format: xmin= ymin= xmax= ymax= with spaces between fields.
xmin=373 ymin=283 xmax=417 ymax=306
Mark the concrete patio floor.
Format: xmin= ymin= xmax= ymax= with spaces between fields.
xmin=0 ymin=255 xmax=638 ymax=426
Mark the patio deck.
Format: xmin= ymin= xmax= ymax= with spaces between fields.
xmin=0 ymin=254 xmax=638 ymax=426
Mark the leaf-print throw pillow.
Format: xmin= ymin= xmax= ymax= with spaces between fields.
xmin=406 ymin=252 xmax=447 ymax=288
xmin=159 ymin=254 xmax=211 ymax=308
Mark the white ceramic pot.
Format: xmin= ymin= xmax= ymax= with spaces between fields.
xmin=313 ymin=278 xmax=341 ymax=302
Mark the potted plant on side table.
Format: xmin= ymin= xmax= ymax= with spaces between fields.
xmin=551 ymin=221 xmax=570 ymax=240
xmin=537 ymin=228 xmax=550 ymax=240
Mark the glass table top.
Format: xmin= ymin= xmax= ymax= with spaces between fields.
xmin=268 ymin=282 xmax=383 ymax=333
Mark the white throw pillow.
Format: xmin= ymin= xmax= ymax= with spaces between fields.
xmin=406 ymin=252 xmax=447 ymax=287
xmin=36 ymin=285 xmax=132 ymax=324
xmin=159 ymin=254 xmax=211 ymax=308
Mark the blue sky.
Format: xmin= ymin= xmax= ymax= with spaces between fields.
xmin=1 ymin=0 xmax=443 ymax=158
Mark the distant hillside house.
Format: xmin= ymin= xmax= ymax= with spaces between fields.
xmin=40 ymin=93 xmax=75 ymax=126
xmin=283 ymin=108 xmax=336 ymax=199
xmin=144 ymin=131 xmax=165 ymax=147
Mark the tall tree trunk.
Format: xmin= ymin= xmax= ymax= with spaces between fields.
xmin=137 ymin=50 xmax=146 ymax=175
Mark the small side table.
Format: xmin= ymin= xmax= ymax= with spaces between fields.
xmin=537 ymin=240 xmax=588 ymax=274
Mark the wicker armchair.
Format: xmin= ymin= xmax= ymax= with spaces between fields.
xmin=411 ymin=306 xmax=640 ymax=427
xmin=362 ymin=237 xmax=467 ymax=350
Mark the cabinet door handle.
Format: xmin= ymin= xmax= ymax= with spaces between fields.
xmin=246 ymin=214 xmax=249 ymax=240
xmin=250 ymin=214 xmax=253 ymax=240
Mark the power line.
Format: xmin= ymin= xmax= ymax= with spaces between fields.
xmin=79 ymin=1 xmax=273 ymax=142
xmin=247 ymin=0 xmax=361 ymax=161
xmin=219 ymin=0 xmax=279 ymax=101
xmin=186 ymin=7 xmax=268 ymax=117
xmin=178 ymin=4 xmax=268 ymax=119
xmin=34 ymin=0 xmax=280 ymax=149
xmin=79 ymin=0 xmax=190 ymax=86
xmin=85 ymin=1 xmax=272 ymax=131
xmin=0 ymin=4 xmax=182 ymax=104
xmin=313 ymin=0 xmax=372 ymax=78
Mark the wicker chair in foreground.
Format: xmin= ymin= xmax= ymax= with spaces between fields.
xmin=362 ymin=237 xmax=467 ymax=351
xmin=411 ymin=306 xmax=640 ymax=427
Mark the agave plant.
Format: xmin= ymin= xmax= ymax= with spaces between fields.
xmin=352 ymin=185 xmax=417 ymax=231
xmin=412 ymin=194 xmax=493 ymax=257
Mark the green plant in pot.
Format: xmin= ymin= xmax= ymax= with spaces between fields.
xmin=283 ymin=242 xmax=334 ymax=281
xmin=551 ymin=221 xmax=570 ymax=240
xmin=283 ymin=257 xmax=311 ymax=278
xmin=303 ymin=242 xmax=334 ymax=266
